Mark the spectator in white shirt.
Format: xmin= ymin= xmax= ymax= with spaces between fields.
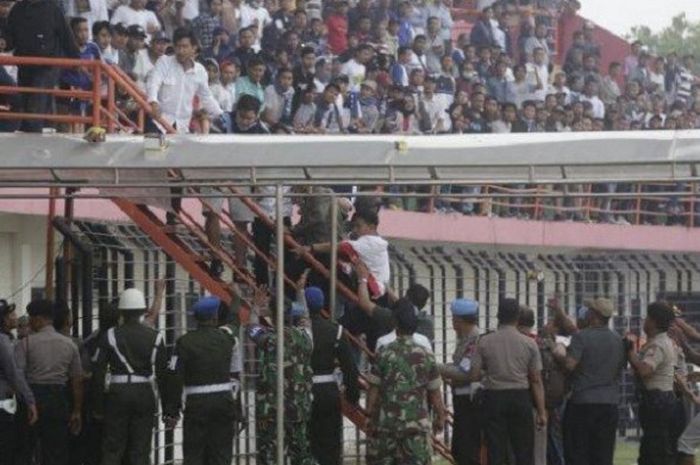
xmin=624 ymin=40 xmax=642 ymax=78
xmin=263 ymin=67 xmax=295 ymax=126
xmin=408 ymin=34 xmax=429 ymax=73
xmin=424 ymin=16 xmax=444 ymax=75
xmin=580 ymin=79 xmax=605 ymax=119
xmin=418 ymin=75 xmax=450 ymax=133
xmin=93 ymin=21 xmax=117 ymax=64
xmin=218 ymin=60 xmax=239 ymax=112
xmin=110 ymin=0 xmax=160 ymax=41
xmin=526 ymin=47 xmax=549 ymax=101
xmin=523 ymin=22 xmax=550 ymax=65
xmin=132 ymin=30 xmax=169 ymax=90
xmin=548 ymin=71 xmax=571 ymax=104
xmin=340 ymin=43 xmax=372 ymax=92
xmin=204 ymin=58 xmax=228 ymax=113
xmin=239 ymin=0 xmax=272 ymax=51
xmin=147 ymin=27 xmax=223 ymax=133
xmin=600 ymin=61 xmax=622 ymax=105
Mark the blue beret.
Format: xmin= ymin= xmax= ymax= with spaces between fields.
xmin=289 ymin=302 xmax=305 ymax=317
xmin=576 ymin=305 xmax=589 ymax=320
xmin=451 ymin=299 xmax=478 ymax=317
xmin=305 ymin=287 xmax=325 ymax=312
xmin=192 ymin=296 xmax=221 ymax=319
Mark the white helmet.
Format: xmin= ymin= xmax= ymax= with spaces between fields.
xmin=118 ymin=288 xmax=147 ymax=311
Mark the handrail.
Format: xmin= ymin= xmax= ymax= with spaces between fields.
xmin=0 ymin=55 xmax=177 ymax=134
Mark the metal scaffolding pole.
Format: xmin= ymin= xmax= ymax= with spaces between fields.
xmin=275 ymin=183 xmax=285 ymax=465
xmin=329 ymin=195 xmax=338 ymax=318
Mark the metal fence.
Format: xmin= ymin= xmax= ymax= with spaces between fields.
xmin=51 ymin=215 xmax=700 ymax=464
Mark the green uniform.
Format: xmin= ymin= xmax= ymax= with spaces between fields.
xmin=92 ymin=320 xmax=167 ymax=465
xmin=366 ymin=336 xmax=442 ymax=465
xmin=249 ymin=323 xmax=316 ymax=465
xmin=164 ymin=322 xmax=241 ymax=465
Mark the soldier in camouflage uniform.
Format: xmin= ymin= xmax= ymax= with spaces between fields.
xmin=246 ymin=284 xmax=317 ymax=465
xmin=439 ymin=299 xmax=482 ymax=465
xmin=163 ymin=295 xmax=242 ymax=465
xmin=366 ymin=298 xmax=446 ymax=465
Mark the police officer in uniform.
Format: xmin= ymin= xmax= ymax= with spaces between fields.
xmin=468 ymin=298 xmax=546 ymax=465
xmin=0 ymin=299 xmax=37 ymax=465
xmin=439 ymin=299 xmax=482 ymax=465
xmin=305 ymin=286 xmax=360 ymax=465
xmin=627 ymin=301 xmax=677 ymax=465
xmin=92 ymin=288 xmax=168 ymax=465
xmin=15 ymin=299 xmax=83 ymax=465
xmin=163 ymin=295 xmax=241 ymax=465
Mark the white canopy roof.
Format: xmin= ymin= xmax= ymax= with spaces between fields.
xmin=0 ymin=130 xmax=697 ymax=187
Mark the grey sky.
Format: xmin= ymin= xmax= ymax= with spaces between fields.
xmin=579 ymin=0 xmax=700 ymax=36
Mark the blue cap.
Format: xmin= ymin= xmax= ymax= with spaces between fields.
xmin=305 ymin=287 xmax=325 ymax=312
xmin=289 ymin=302 xmax=306 ymax=318
xmin=576 ymin=305 xmax=589 ymax=320
xmin=192 ymin=296 xmax=221 ymax=319
xmin=451 ymin=299 xmax=478 ymax=317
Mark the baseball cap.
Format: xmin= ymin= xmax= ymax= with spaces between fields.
xmin=113 ymin=23 xmax=128 ymax=35
xmin=152 ymin=30 xmax=170 ymax=43
xmin=127 ymin=25 xmax=147 ymax=39
xmin=583 ymin=298 xmax=614 ymax=318
xmin=203 ymin=57 xmax=220 ymax=71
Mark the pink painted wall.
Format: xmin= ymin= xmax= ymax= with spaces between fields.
xmin=1 ymin=190 xmax=698 ymax=253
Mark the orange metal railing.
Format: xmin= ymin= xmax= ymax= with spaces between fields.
xmin=0 ymin=55 xmax=175 ymax=134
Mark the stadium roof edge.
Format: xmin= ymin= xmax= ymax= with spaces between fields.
xmin=0 ymin=131 xmax=697 ymax=186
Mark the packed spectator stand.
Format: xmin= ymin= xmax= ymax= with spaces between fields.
xmin=0 ymin=0 xmax=699 ymax=226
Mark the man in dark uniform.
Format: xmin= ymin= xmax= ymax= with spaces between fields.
xmin=305 ymin=286 xmax=360 ymax=465
xmin=163 ymin=295 xmax=241 ymax=465
xmin=6 ymin=0 xmax=80 ymax=132
xmin=439 ymin=299 xmax=482 ymax=465
xmin=82 ymin=301 xmax=120 ymax=465
xmin=15 ymin=299 xmax=83 ymax=465
xmin=92 ymin=288 xmax=168 ymax=465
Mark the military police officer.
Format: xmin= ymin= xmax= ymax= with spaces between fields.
xmin=439 ymin=299 xmax=482 ymax=465
xmin=163 ymin=295 xmax=241 ymax=465
xmin=627 ymin=301 xmax=677 ymax=465
xmin=92 ymin=288 xmax=168 ymax=465
xmin=305 ymin=286 xmax=360 ymax=465
xmin=247 ymin=286 xmax=316 ymax=465
xmin=365 ymin=299 xmax=447 ymax=465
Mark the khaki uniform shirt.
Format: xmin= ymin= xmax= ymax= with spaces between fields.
xmin=15 ymin=325 xmax=82 ymax=385
xmin=472 ymin=325 xmax=542 ymax=391
xmin=639 ymin=332 xmax=675 ymax=392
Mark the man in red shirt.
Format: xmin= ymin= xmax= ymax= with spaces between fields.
xmin=325 ymin=0 xmax=349 ymax=55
